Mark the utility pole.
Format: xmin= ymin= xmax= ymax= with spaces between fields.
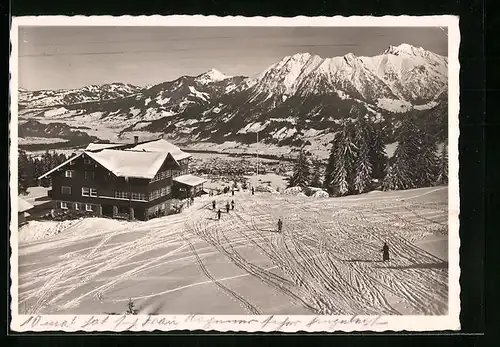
xmin=126 ymin=176 xmax=132 ymax=220
xmin=256 ymin=131 xmax=259 ymax=176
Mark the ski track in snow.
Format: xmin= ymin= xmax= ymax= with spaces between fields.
xmin=18 ymin=187 xmax=448 ymax=315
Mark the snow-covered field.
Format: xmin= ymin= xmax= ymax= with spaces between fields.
xmin=246 ymin=174 xmax=289 ymax=192
xmin=18 ymin=137 xmax=68 ymax=145
xmin=26 ymin=149 xmax=83 ymax=159
xmin=17 ymin=186 xmax=448 ymax=316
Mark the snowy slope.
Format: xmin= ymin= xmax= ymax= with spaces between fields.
xmin=18 ymin=186 xmax=448 ymax=316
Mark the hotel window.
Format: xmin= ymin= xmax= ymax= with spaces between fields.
xmin=149 ymin=189 xmax=161 ymax=201
xmin=61 ymin=186 xmax=72 ymax=195
xmin=74 ymin=203 xmax=80 ymax=210
xmin=166 ymin=186 xmax=172 ymax=195
xmin=131 ymin=192 xmax=146 ymax=201
xmin=60 ymin=201 xmax=68 ymax=209
xmin=84 ymin=158 xmax=92 ymax=165
xmin=65 ymin=170 xmax=75 ymax=178
xmin=69 ymin=160 xmax=76 ymax=166
xmin=161 ymin=187 xmax=167 ymax=196
xmin=115 ymin=191 xmax=129 ymax=199
xmin=84 ymin=171 xmax=95 ymax=180
xmin=82 ymin=187 xmax=98 ymax=197
xmin=85 ymin=204 xmax=93 ymax=212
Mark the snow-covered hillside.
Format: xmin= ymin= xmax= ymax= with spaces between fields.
xmin=18 ymin=83 xmax=142 ymax=109
xmin=18 ymin=43 xmax=448 ymax=154
xmin=18 ymin=186 xmax=448 ymax=316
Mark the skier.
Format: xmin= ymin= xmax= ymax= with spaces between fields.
xmin=212 ymin=200 xmax=216 ymax=210
xmin=277 ymin=218 xmax=283 ymax=233
xmin=381 ymin=242 xmax=390 ymax=262
xmin=251 ymin=187 xmax=255 ymax=195
xmin=231 ymin=200 xmax=235 ymax=210
xmin=217 ymin=209 xmax=222 ymax=220
xmin=226 ymin=202 xmax=230 ymax=213
xmin=232 ymin=189 xmax=235 ymax=196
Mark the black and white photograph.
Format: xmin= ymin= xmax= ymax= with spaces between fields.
xmin=10 ymin=16 xmax=460 ymax=332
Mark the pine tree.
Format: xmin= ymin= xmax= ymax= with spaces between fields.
xmin=354 ymin=141 xmax=372 ymax=194
xmin=352 ymin=116 xmax=373 ymax=194
xmin=288 ymin=150 xmax=311 ymax=188
xmin=57 ymin=153 xmax=68 ymax=166
xmin=381 ymin=162 xmax=397 ymax=191
xmin=385 ymin=115 xmax=421 ymax=190
xmin=329 ymin=121 xmax=358 ymax=196
xmin=310 ymin=158 xmax=323 ymax=188
xmin=435 ymin=143 xmax=448 ymax=185
xmin=41 ymin=150 xmax=52 ymax=172
xmin=368 ymin=124 xmax=387 ymax=181
xmin=415 ymin=132 xmax=440 ymax=187
xmin=32 ymin=158 xmax=43 ymax=183
xmin=323 ymin=137 xmax=338 ymax=194
xmin=18 ymin=150 xmax=33 ymax=195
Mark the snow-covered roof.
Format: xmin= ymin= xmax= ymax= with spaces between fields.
xmin=173 ymin=174 xmax=207 ymax=187
xmin=85 ymin=143 xmax=126 ymax=151
xmin=85 ymin=149 xmax=169 ymax=179
xmin=126 ymin=139 xmax=191 ymax=161
xmin=38 ymin=153 xmax=84 ymax=179
xmin=18 ymin=197 xmax=34 ymax=212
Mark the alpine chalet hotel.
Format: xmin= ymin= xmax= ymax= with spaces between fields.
xmin=38 ymin=137 xmax=206 ymax=221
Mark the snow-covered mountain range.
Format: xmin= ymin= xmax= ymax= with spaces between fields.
xmin=18 ymin=44 xmax=448 ymax=154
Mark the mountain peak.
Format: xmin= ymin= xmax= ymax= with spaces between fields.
xmin=196 ymin=69 xmax=231 ymax=84
xmin=289 ymin=52 xmax=313 ymax=60
xmin=383 ymin=43 xmax=426 ymax=56
xmin=283 ymin=52 xmax=324 ymax=64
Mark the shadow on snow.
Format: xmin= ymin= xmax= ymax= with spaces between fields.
xmin=374 ymin=261 xmax=449 ymax=270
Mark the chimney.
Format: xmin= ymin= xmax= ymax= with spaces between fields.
xmin=159 ymin=133 xmax=164 ymax=139
xmin=134 ymin=136 xmax=139 ymax=144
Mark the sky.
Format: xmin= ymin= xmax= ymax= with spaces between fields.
xmin=18 ymin=26 xmax=448 ymax=91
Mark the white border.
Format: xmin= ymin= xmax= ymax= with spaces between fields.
xmin=9 ymin=15 xmax=460 ymax=332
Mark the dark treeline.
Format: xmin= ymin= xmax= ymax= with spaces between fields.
xmin=287 ymin=114 xmax=448 ymax=197
xmin=18 ymin=150 xmax=70 ymax=195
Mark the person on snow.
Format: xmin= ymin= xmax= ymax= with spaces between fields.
xmin=232 ymin=189 xmax=235 ymax=196
xmin=381 ymin=242 xmax=390 ymax=262
xmin=277 ymin=218 xmax=283 ymax=233
xmin=226 ymin=202 xmax=230 ymax=213
xmin=212 ymin=200 xmax=216 ymax=210
xmin=217 ymin=209 xmax=222 ymax=220
xmin=231 ymin=200 xmax=235 ymax=210
xmin=251 ymin=187 xmax=255 ymax=195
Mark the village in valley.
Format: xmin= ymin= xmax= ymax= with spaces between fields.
xmin=15 ymin=25 xmax=451 ymax=318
